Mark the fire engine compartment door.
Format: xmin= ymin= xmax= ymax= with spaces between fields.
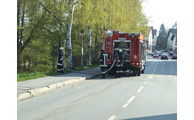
xmin=114 ymin=40 xmax=131 ymax=62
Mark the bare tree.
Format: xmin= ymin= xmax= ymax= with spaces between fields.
xmin=86 ymin=26 xmax=92 ymax=66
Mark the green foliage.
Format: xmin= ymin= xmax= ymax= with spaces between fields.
xmin=17 ymin=0 xmax=150 ymax=74
xmin=17 ymin=72 xmax=61 ymax=81
xmin=17 ymin=65 xmax=98 ymax=81
xmin=17 ymin=72 xmax=48 ymax=81
xmin=156 ymin=24 xmax=167 ymax=50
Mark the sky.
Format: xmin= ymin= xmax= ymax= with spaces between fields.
xmin=142 ymin=0 xmax=178 ymax=31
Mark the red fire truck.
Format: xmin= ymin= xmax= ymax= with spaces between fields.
xmin=103 ymin=30 xmax=146 ymax=76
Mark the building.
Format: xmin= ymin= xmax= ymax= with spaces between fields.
xmin=152 ymin=29 xmax=157 ymax=51
xmin=167 ymin=28 xmax=177 ymax=53
xmin=146 ymin=27 xmax=157 ymax=53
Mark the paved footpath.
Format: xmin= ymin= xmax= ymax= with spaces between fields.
xmin=17 ymin=67 xmax=101 ymax=101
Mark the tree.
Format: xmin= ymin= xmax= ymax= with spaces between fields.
xmin=66 ymin=0 xmax=77 ymax=68
xmin=86 ymin=26 xmax=92 ymax=66
xmin=17 ymin=0 xmax=67 ymax=72
xmin=17 ymin=0 xmax=43 ymax=71
xmin=17 ymin=0 xmax=150 ymax=73
xmin=156 ymin=24 xmax=167 ymax=50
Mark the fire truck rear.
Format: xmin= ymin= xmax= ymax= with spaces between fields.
xmin=102 ymin=30 xmax=146 ymax=76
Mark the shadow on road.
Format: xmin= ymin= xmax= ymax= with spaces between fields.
xmin=121 ymin=113 xmax=177 ymax=120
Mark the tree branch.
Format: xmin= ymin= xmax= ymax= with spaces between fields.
xmin=39 ymin=2 xmax=67 ymax=31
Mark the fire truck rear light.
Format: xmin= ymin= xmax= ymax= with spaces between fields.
xmin=107 ymin=62 xmax=111 ymax=64
xmin=132 ymin=62 xmax=139 ymax=65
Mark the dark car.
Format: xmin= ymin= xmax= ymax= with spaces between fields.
xmin=161 ymin=54 xmax=168 ymax=60
xmin=172 ymin=55 xmax=177 ymax=59
xmin=169 ymin=51 xmax=174 ymax=55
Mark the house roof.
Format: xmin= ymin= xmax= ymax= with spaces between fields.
xmin=149 ymin=26 xmax=157 ymax=39
xmin=152 ymin=29 xmax=157 ymax=38
xmin=167 ymin=28 xmax=177 ymax=39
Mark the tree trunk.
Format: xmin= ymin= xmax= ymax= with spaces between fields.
xmin=86 ymin=26 xmax=92 ymax=66
xmin=67 ymin=0 xmax=77 ymax=68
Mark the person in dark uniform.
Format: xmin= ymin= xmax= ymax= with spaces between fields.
xmin=114 ymin=49 xmax=124 ymax=78
xmin=57 ymin=47 xmax=64 ymax=73
xmin=99 ymin=49 xmax=108 ymax=78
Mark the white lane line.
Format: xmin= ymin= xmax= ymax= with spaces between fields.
xmin=144 ymin=81 xmax=148 ymax=84
xmin=137 ymin=86 xmax=144 ymax=93
xmin=122 ymin=96 xmax=136 ymax=108
xmin=149 ymin=76 xmax=152 ymax=79
xmin=108 ymin=115 xmax=116 ymax=120
xmin=170 ymin=75 xmax=172 ymax=78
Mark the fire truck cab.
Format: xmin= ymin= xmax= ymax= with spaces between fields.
xmin=103 ymin=30 xmax=146 ymax=76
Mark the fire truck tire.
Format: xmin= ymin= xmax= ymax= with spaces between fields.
xmin=107 ymin=69 xmax=116 ymax=75
xmin=137 ymin=73 xmax=140 ymax=76
xmin=136 ymin=69 xmax=141 ymax=76
xmin=138 ymin=68 xmax=141 ymax=76
xmin=141 ymin=69 xmax=144 ymax=73
xmin=132 ymin=70 xmax=141 ymax=76
xmin=132 ymin=73 xmax=136 ymax=76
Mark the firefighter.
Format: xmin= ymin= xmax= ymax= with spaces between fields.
xmin=114 ymin=49 xmax=124 ymax=78
xmin=57 ymin=47 xmax=64 ymax=73
xmin=99 ymin=49 xmax=108 ymax=78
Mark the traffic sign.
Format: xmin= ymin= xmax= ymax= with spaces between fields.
xmin=80 ymin=29 xmax=85 ymax=36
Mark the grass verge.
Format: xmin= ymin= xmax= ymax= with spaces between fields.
xmin=17 ymin=72 xmax=61 ymax=82
xmin=17 ymin=65 xmax=99 ymax=82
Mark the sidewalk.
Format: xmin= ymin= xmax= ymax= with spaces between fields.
xmin=17 ymin=67 xmax=101 ymax=101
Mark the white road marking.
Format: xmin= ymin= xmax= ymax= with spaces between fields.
xmin=122 ymin=96 xmax=136 ymax=108
xmin=108 ymin=115 xmax=116 ymax=120
xmin=137 ymin=86 xmax=144 ymax=93
xmin=170 ymin=75 xmax=172 ymax=78
xmin=149 ymin=76 xmax=152 ymax=79
xmin=144 ymin=81 xmax=148 ymax=84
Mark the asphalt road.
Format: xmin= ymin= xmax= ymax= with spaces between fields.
xmin=18 ymin=57 xmax=177 ymax=120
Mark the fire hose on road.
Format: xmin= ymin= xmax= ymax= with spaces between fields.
xmin=63 ymin=60 xmax=116 ymax=75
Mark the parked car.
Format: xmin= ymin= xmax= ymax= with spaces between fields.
xmin=153 ymin=54 xmax=159 ymax=58
xmin=161 ymin=54 xmax=168 ymax=60
xmin=169 ymin=51 xmax=173 ymax=55
xmin=172 ymin=55 xmax=177 ymax=59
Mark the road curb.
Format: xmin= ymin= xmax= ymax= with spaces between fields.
xmin=17 ymin=77 xmax=87 ymax=101
xmin=17 ymin=71 xmax=102 ymax=101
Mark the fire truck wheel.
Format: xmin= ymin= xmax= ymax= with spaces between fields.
xmin=137 ymin=73 xmax=140 ymax=76
xmin=107 ymin=68 xmax=116 ymax=75
xmin=133 ymin=69 xmax=141 ymax=76
xmin=141 ymin=69 xmax=144 ymax=73
xmin=138 ymin=69 xmax=141 ymax=76
xmin=132 ymin=71 xmax=140 ymax=76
